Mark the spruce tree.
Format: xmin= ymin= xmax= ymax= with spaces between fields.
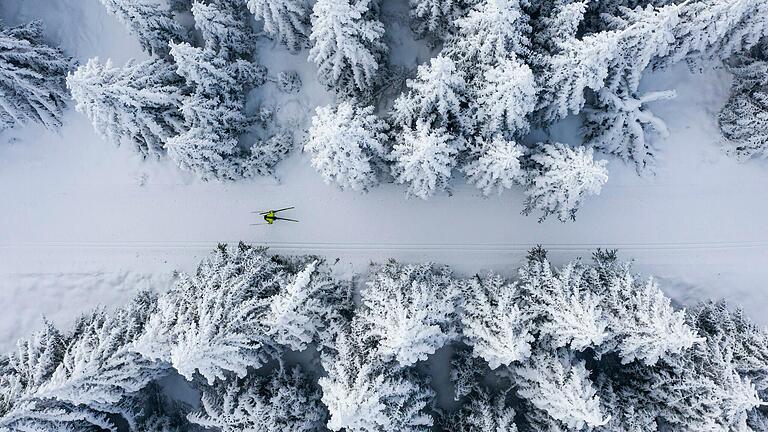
xmin=0 ymin=20 xmax=72 ymax=131
xmin=305 ymin=101 xmax=389 ymax=192
xmin=247 ymin=0 xmax=312 ymax=51
xmin=309 ymin=0 xmax=387 ymax=97
xmin=357 ymin=261 xmax=460 ymax=366
xmin=390 ymin=121 xmax=458 ymax=199
xmin=188 ymin=366 xmax=326 ymax=431
xmin=67 ymin=57 xmax=186 ymax=158
xmin=522 ymin=143 xmax=609 ymax=222
xmin=99 ymin=0 xmax=189 ymax=56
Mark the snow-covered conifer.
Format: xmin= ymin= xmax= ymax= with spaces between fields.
xmin=449 ymin=347 xmax=487 ymax=401
xmin=518 ymin=259 xmax=608 ymax=351
xmin=0 ymin=21 xmax=72 ymax=131
xmin=584 ymin=89 xmax=676 ymax=173
xmin=537 ymin=30 xmax=621 ymax=123
xmin=0 ymin=292 xmax=168 ymax=432
xmin=473 ymin=57 xmax=537 ymax=138
xmin=99 ymin=0 xmax=188 ymax=56
xmin=532 ymin=1 xmax=588 ymax=54
xmin=449 ymin=0 xmax=530 ymax=66
xmin=514 ymin=350 xmax=610 ymax=429
xmin=247 ymin=0 xmax=311 ymax=51
xmin=0 ymin=321 xmax=65 ymax=416
xmin=409 ymin=0 xmax=464 ymax=42
xmin=523 ymin=143 xmax=608 ymax=222
xmin=357 ymin=261 xmax=460 ymax=366
xmin=263 ymin=259 xmax=352 ymax=351
xmin=663 ymin=0 xmax=768 ymax=66
xmin=0 ymin=398 xmax=115 ymax=431
xmin=719 ymin=57 xmax=768 ymax=160
xmin=167 ymin=127 xmax=250 ymax=180
xmin=245 ymin=130 xmax=295 ymax=177
xmin=188 ymin=366 xmax=326 ymax=432
xmin=192 ymin=1 xmax=256 ymax=60
xmin=460 ymin=273 xmax=533 ymax=369
xmin=391 ymin=55 xmax=471 ymax=136
xmin=309 ymin=0 xmax=387 ymax=97
xmin=688 ymin=300 xmax=768 ymax=393
xmin=134 ymin=244 xmax=287 ymax=384
xmin=319 ymin=327 xmax=435 ymax=432
xmin=37 ymin=294 xmax=168 ymax=413
xmin=167 ymin=42 xmax=268 ymax=180
xmin=463 ymin=136 xmax=525 ymax=196
xmin=305 ymin=101 xmax=389 ymax=192
xmin=390 ymin=122 xmax=458 ymax=199
xmin=67 ymin=57 xmax=185 ymax=158
xmin=448 ymin=389 xmax=517 ymax=432
xmin=600 ymin=269 xmax=701 ymax=366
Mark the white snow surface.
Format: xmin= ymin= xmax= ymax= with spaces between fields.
xmin=2 ymin=0 xmax=768 ymax=352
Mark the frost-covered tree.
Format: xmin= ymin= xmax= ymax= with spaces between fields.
xmin=523 ymin=143 xmax=609 ymax=222
xmin=447 ymin=389 xmax=517 ymax=432
xmin=473 ymin=57 xmax=537 ymax=138
xmin=0 ymin=292 xmax=169 ymax=432
xmin=463 ymin=136 xmax=525 ymax=196
xmin=263 ymin=259 xmax=352 ymax=351
xmin=192 ymin=1 xmax=255 ymax=60
xmin=37 ymin=297 xmax=168 ymax=413
xmin=0 ymin=321 xmax=65 ymax=417
xmin=167 ymin=42 xmax=268 ymax=180
xmin=244 ymin=130 xmax=295 ymax=177
xmin=448 ymin=0 xmax=530 ymax=66
xmin=514 ymin=350 xmax=610 ymax=430
xmin=305 ymin=101 xmax=389 ymax=192
xmin=460 ymin=273 xmax=533 ymax=369
xmin=390 ymin=122 xmax=458 ymax=199
xmin=134 ymin=243 xmax=287 ymax=384
xmin=319 ymin=326 xmax=435 ymax=432
xmin=518 ymin=259 xmax=608 ymax=351
xmin=0 ymin=20 xmax=72 ymax=131
xmin=309 ymin=0 xmax=387 ymax=97
xmin=67 ymin=57 xmax=185 ymax=158
xmin=409 ymin=0 xmax=464 ymax=42
xmin=599 ymin=268 xmax=702 ymax=366
xmin=536 ymin=29 xmax=621 ymax=123
xmin=688 ymin=300 xmax=768 ymax=394
xmin=391 ymin=55 xmax=471 ymax=137
xmin=662 ymin=0 xmax=768 ymax=66
xmin=188 ymin=366 xmax=326 ymax=432
xmin=719 ymin=56 xmax=768 ymax=161
xmin=584 ymin=89 xmax=676 ymax=173
xmin=99 ymin=0 xmax=188 ymax=56
xmin=357 ymin=261 xmax=460 ymax=366
xmin=247 ymin=0 xmax=311 ymax=51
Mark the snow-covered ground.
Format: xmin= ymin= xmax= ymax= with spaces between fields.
xmin=2 ymin=0 xmax=768 ymax=352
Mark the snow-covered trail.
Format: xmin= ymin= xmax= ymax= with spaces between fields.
xmin=2 ymin=0 xmax=768 ymax=351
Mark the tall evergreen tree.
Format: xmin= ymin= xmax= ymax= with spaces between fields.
xmin=319 ymin=325 xmax=435 ymax=432
xmin=0 ymin=20 xmax=72 ymax=131
xmin=67 ymin=57 xmax=186 ymax=158
xmin=134 ymin=244 xmax=287 ymax=384
xmin=390 ymin=121 xmax=458 ymax=199
xmin=247 ymin=0 xmax=312 ymax=51
xmin=357 ymin=261 xmax=460 ymax=366
xmin=188 ymin=366 xmax=326 ymax=431
xmin=522 ymin=143 xmax=609 ymax=222
xmin=305 ymin=101 xmax=389 ymax=192
xmin=309 ymin=0 xmax=387 ymax=97
xmin=99 ymin=0 xmax=189 ymax=56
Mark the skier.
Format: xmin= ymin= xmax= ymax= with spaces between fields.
xmin=253 ymin=207 xmax=299 ymax=225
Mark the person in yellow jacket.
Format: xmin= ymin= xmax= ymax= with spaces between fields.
xmin=253 ymin=207 xmax=298 ymax=225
